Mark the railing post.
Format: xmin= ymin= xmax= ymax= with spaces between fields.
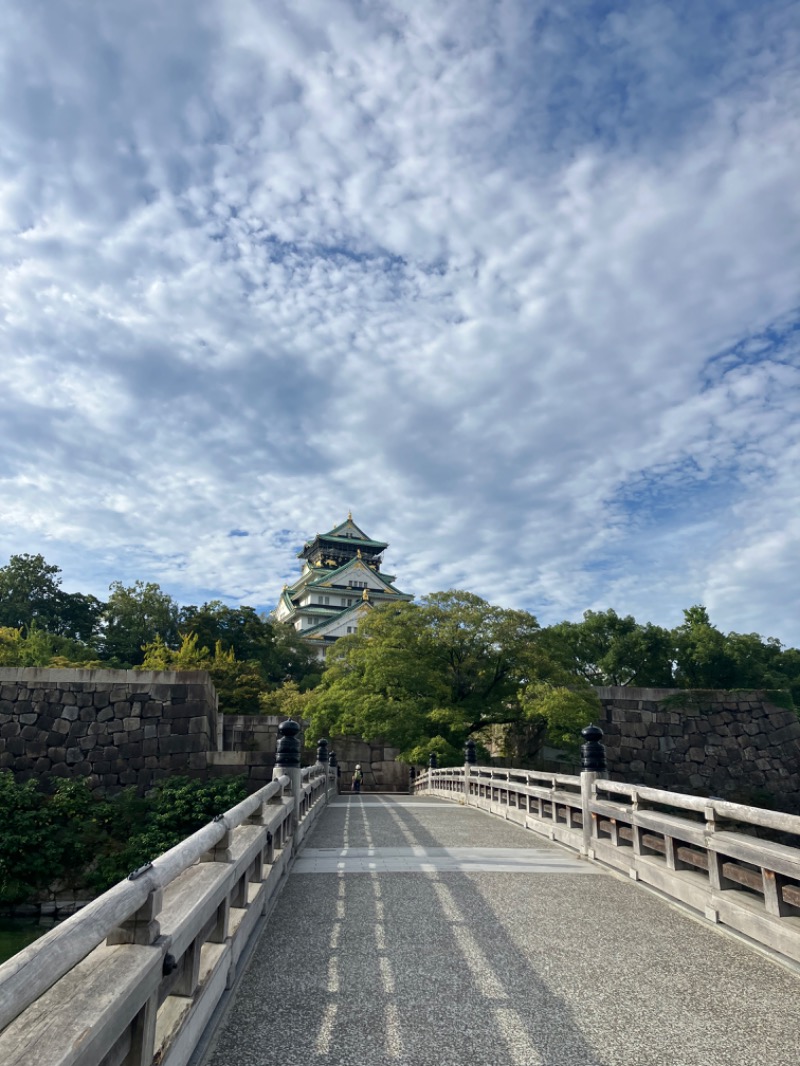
xmin=273 ymin=718 xmax=302 ymax=834
xmin=328 ymin=750 xmax=338 ymax=795
xmin=429 ymin=752 xmax=438 ymax=794
xmin=580 ymin=723 xmax=607 ymax=857
xmin=464 ymin=739 xmax=476 ymax=804
xmin=316 ymin=737 xmax=329 ymax=767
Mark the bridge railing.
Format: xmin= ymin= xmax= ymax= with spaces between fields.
xmin=414 ymin=761 xmax=800 ymax=967
xmin=0 ymin=729 xmax=335 ymax=1066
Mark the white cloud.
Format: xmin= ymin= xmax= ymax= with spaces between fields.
xmin=0 ymin=0 xmax=799 ymax=645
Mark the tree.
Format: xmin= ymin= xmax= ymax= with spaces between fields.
xmin=259 ymin=680 xmax=313 ymax=719
xmin=139 ymin=633 xmax=265 ymax=714
xmin=101 ymin=581 xmax=180 ymax=666
xmin=307 ymin=591 xmax=597 ymax=764
xmin=539 ymin=609 xmax=674 ymax=687
xmin=0 ymin=554 xmax=103 ymax=643
xmin=179 ymin=601 xmax=321 ymax=688
xmin=0 ymin=625 xmax=101 ymax=668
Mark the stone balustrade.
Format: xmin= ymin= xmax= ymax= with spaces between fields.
xmin=414 ymin=745 xmax=800 ymax=968
xmin=0 ymin=722 xmax=337 ymax=1066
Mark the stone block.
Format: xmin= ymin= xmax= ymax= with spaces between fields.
xmin=94 ymin=692 xmax=110 ymax=709
xmin=6 ymin=738 xmax=25 ymax=755
xmin=33 ymin=757 xmax=52 ymax=773
xmin=61 ymin=706 xmax=79 ymax=722
xmin=21 ymin=725 xmax=40 ymax=741
xmin=142 ymin=704 xmax=163 ymax=718
xmin=0 ymin=721 xmax=20 ymax=738
xmin=687 ymin=747 xmax=705 ymax=762
xmin=76 ymin=692 xmax=94 ymax=708
xmin=123 ymin=717 xmax=142 ymax=732
xmin=188 ymin=717 xmax=209 ymax=735
xmin=79 ymin=708 xmax=95 ymax=723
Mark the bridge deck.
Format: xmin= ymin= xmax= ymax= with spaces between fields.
xmin=203 ymin=795 xmax=799 ymax=1066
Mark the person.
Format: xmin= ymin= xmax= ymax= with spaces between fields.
xmin=352 ymin=764 xmax=363 ymax=793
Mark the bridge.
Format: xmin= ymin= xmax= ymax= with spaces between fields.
xmin=1 ymin=723 xmax=799 ymax=1066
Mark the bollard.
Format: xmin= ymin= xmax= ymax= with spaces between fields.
xmin=328 ymin=750 xmax=339 ymax=795
xmin=581 ymin=724 xmax=607 ymax=773
xmin=429 ymin=752 xmax=438 ymax=770
xmin=408 ymin=765 xmax=417 ymax=795
xmin=464 ymin=738 xmax=476 ymax=803
xmin=580 ymin=723 xmax=607 ymax=857
xmin=273 ymin=718 xmax=302 ymax=831
xmin=316 ymin=737 xmax=329 ymax=766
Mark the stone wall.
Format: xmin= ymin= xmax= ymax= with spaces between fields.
xmin=325 ymin=735 xmax=409 ymax=793
xmin=597 ymin=687 xmax=800 ymax=812
xmin=0 ymin=669 xmax=410 ymax=794
xmin=0 ymin=668 xmax=220 ymax=794
xmin=222 ymin=715 xmax=410 ymax=792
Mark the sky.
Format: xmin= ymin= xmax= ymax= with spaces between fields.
xmin=1 ymin=0 xmax=799 ymax=645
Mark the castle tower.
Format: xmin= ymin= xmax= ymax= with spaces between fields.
xmin=274 ymin=515 xmax=412 ymax=661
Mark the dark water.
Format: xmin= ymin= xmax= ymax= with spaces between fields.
xmin=0 ymin=920 xmax=47 ymax=965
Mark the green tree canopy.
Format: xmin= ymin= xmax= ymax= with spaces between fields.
xmin=307 ymin=591 xmax=598 ymax=764
xmin=178 ymin=601 xmax=319 ymax=687
xmin=101 ymin=580 xmax=180 ymax=666
xmin=539 ymin=608 xmax=674 ymax=687
xmin=0 ymin=554 xmax=103 ymax=643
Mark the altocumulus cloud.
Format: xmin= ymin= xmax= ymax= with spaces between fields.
xmin=0 ymin=0 xmax=799 ymax=642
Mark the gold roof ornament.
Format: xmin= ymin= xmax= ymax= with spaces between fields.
xmin=348 ymin=510 xmax=352 ymax=519
xmin=357 ymin=548 xmax=362 ymax=558
xmin=362 ymin=587 xmax=369 ymax=601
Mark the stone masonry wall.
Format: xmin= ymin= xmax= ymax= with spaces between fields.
xmin=221 ymin=715 xmax=409 ymax=792
xmin=596 ymin=687 xmax=800 ymax=812
xmin=0 ymin=668 xmax=220 ymax=794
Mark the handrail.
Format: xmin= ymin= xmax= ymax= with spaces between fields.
xmin=594 ymin=778 xmax=800 ymax=834
xmin=0 ymin=775 xmax=290 ymax=1029
xmin=0 ymin=761 xmax=338 ymax=1065
xmin=414 ymin=759 xmax=800 ymax=968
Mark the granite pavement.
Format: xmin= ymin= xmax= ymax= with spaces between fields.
xmin=202 ymin=794 xmax=800 ymax=1066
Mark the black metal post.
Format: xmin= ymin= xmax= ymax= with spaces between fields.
xmin=464 ymin=739 xmax=476 ymax=765
xmin=316 ymin=737 xmax=329 ymax=765
xmin=276 ymin=718 xmax=301 ymax=768
xmin=429 ymin=752 xmax=438 ymax=770
xmin=580 ymin=724 xmax=607 ymax=773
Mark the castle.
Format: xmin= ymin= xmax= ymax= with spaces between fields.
xmin=273 ymin=515 xmax=412 ymax=660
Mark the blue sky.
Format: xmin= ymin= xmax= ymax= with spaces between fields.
xmin=1 ymin=0 xmax=799 ymax=644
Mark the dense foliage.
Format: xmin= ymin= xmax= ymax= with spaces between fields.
xmin=307 ymin=591 xmax=601 ymax=764
xmin=0 ymin=554 xmax=321 ymax=712
xmin=0 ymin=774 xmax=248 ymax=906
xmin=0 ymin=550 xmax=798 ymax=733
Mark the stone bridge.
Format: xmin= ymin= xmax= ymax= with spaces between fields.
xmin=1 ymin=724 xmax=799 ymax=1066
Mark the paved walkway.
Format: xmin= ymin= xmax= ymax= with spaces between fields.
xmin=203 ymin=795 xmax=800 ymax=1066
